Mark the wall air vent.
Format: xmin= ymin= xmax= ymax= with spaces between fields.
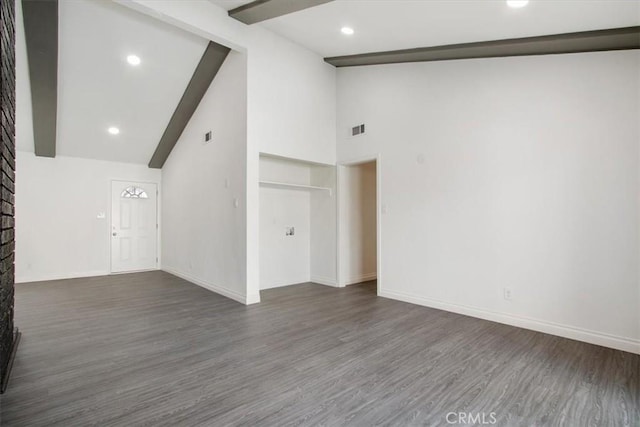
xmin=351 ymin=124 xmax=365 ymax=137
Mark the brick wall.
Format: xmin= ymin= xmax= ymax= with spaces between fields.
xmin=0 ymin=0 xmax=16 ymax=384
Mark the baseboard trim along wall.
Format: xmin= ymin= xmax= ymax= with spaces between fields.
xmin=246 ymin=293 xmax=261 ymax=305
xmin=310 ymin=276 xmax=338 ymax=287
xmin=379 ymin=289 xmax=640 ymax=355
xmin=260 ymin=279 xmax=310 ymax=290
xmin=163 ymin=268 xmax=251 ymax=305
xmin=343 ymin=272 xmax=377 ymax=286
xmin=16 ymin=270 xmax=111 ymax=284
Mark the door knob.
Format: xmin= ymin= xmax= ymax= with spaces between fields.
xmin=112 ymin=232 xmax=117 ymax=236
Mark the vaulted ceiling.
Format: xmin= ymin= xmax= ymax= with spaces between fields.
xmin=16 ymin=0 xmax=640 ymax=166
xmin=213 ymin=0 xmax=640 ymax=57
xmin=17 ymin=0 xmax=208 ymax=164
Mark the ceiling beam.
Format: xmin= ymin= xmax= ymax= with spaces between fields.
xmin=148 ymin=41 xmax=230 ymax=169
xmin=22 ymin=0 xmax=58 ymax=158
xmin=325 ymin=26 xmax=640 ymax=68
xmin=229 ymin=0 xmax=333 ymax=25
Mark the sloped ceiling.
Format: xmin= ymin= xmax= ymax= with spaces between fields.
xmin=16 ymin=0 xmax=639 ymax=164
xmin=212 ymin=0 xmax=640 ymax=57
xmin=211 ymin=0 xmax=254 ymax=11
xmin=17 ymin=0 xmax=208 ymax=165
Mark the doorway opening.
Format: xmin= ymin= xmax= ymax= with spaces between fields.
xmin=338 ymin=158 xmax=380 ymax=294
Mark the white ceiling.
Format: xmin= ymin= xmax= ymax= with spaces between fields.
xmin=16 ymin=0 xmax=640 ymax=165
xmin=54 ymin=0 xmax=208 ymax=164
xmin=216 ymin=0 xmax=640 ymax=57
xmin=211 ymin=0 xmax=254 ymax=10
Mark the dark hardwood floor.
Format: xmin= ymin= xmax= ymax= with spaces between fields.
xmin=0 ymin=271 xmax=638 ymax=426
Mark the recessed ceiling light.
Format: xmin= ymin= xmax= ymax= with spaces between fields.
xmin=506 ymin=0 xmax=529 ymax=8
xmin=126 ymin=54 xmax=141 ymax=66
xmin=107 ymin=127 xmax=120 ymax=135
xmin=341 ymin=27 xmax=354 ymax=36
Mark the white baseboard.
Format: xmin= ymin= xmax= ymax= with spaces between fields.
xmin=163 ymin=267 xmax=248 ymax=305
xmin=16 ymin=270 xmax=110 ymax=284
xmin=246 ymin=293 xmax=261 ymax=305
xmin=311 ymin=275 xmax=338 ymax=287
xmin=343 ymin=272 xmax=377 ymax=286
xmin=260 ymin=278 xmax=310 ymax=290
xmin=16 ymin=268 xmax=165 ymax=284
xmin=379 ymin=289 xmax=640 ymax=355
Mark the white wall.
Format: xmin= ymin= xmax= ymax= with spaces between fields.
xmin=15 ymin=153 xmax=161 ymax=283
xmin=248 ymin=29 xmax=336 ymax=165
xmin=337 ymin=50 xmax=640 ymax=354
xmin=310 ymin=165 xmax=337 ymax=286
xmin=161 ymin=51 xmax=250 ymax=304
xmin=339 ymin=161 xmax=377 ymax=286
xmin=259 ymin=157 xmax=311 ymax=289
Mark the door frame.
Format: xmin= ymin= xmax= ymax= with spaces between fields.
xmin=109 ymin=179 xmax=160 ymax=274
xmin=336 ymin=154 xmax=382 ymax=295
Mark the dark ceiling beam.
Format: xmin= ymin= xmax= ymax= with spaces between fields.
xmin=22 ymin=0 xmax=58 ymax=158
xmin=148 ymin=41 xmax=230 ymax=169
xmin=325 ymin=26 xmax=640 ymax=68
xmin=229 ymin=0 xmax=333 ymax=25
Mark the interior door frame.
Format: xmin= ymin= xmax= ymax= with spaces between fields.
xmin=109 ymin=179 xmax=160 ymax=274
xmin=336 ymin=154 xmax=382 ymax=295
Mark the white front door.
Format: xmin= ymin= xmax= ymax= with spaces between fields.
xmin=111 ymin=181 xmax=158 ymax=273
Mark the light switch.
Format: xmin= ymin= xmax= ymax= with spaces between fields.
xmin=97 ymin=212 xmax=106 ymax=219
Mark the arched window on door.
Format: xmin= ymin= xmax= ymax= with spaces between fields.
xmin=121 ymin=186 xmax=148 ymax=199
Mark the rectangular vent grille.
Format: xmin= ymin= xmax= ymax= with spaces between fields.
xmin=351 ymin=124 xmax=365 ymax=136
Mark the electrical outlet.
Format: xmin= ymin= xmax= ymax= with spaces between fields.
xmin=285 ymin=227 xmax=295 ymax=236
xmin=503 ymin=287 xmax=512 ymax=301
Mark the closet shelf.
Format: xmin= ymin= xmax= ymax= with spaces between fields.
xmin=259 ymin=180 xmax=332 ymax=196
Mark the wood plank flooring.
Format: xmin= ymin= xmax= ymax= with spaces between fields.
xmin=0 ymin=271 xmax=638 ymax=426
